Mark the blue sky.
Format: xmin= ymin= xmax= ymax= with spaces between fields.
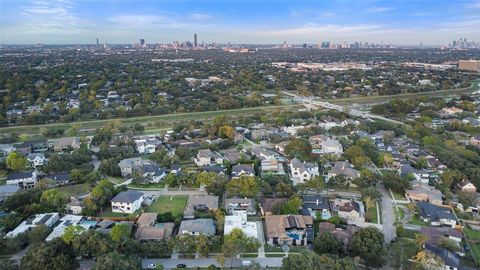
xmin=1 ymin=0 xmax=479 ymax=44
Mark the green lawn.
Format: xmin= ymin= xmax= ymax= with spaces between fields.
xmin=392 ymin=191 xmax=407 ymax=201
xmin=55 ymin=183 xmax=91 ymax=198
xmin=146 ymin=196 xmax=188 ymax=218
xmin=464 ymin=227 xmax=480 ymax=240
xmin=366 ymin=204 xmax=381 ymax=224
xmin=97 ymin=206 xmax=141 ymax=218
xmin=128 ymin=182 xmax=166 ymax=189
xmin=395 ymin=207 xmax=405 ymax=222
xmin=106 ymin=176 xmax=125 ymax=185
xmin=408 ymin=215 xmax=429 ymax=227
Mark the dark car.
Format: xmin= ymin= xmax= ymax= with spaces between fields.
xmin=176 ymin=264 xmax=187 ymax=268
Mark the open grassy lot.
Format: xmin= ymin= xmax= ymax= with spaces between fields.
xmin=366 ymin=204 xmax=381 ymax=224
xmin=55 ymin=183 xmax=91 ymax=198
xmin=128 ymin=182 xmax=166 ymax=189
xmin=464 ymin=227 xmax=480 ymax=266
xmin=327 ymin=79 xmax=480 ymax=105
xmin=146 ymin=196 xmax=188 ymax=218
xmin=408 ymin=215 xmax=429 ymax=226
xmin=97 ymin=206 xmax=141 ymax=218
xmin=106 ymin=176 xmax=125 ymax=185
xmin=0 ymin=104 xmax=303 ymax=138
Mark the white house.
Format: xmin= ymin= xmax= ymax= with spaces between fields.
xmin=320 ymin=139 xmax=343 ymax=156
xmin=6 ymin=213 xmax=60 ymax=238
xmin=289 ymin=158 xmax=319 ymax=185
xmin=6 ymin=171 xmax=37 ymax=189
xmin=27 ymin=153 xmax=46 ymax=167
xmin=194 ymin=149 xmax=224 ymax=166
xmin=111 ymin=191 xmax=144 ymax=214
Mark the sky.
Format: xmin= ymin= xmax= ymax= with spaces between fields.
xmin=0 ymin=0 xmax=480 ymax=45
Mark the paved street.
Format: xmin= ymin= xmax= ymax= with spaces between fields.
xmin=142 ymin=257 xmax=284 ymax=269
xmin=378 ymin=183 xmax=396 ymax=242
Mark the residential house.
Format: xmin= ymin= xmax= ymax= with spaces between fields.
xmin=224 ymin=214 xmax=257 ymax=238
xmin=421 ymin=227 xmax=463 ymax=246
xmin=405 ymin=181 xmax=443 ymax=206
xmin=231 ymin=164 xmax=255 ymax=179
xmin=417 ymin=202 xmax=457 ymax=228
xmin=424 ymin=244 xmax=461 ymax=270
xmin=264 ymin=215 xmax=313 ymax=246
xmin=221 ymin=149 xmax=246 ymax=164
xmin=0 ymin=144 xmax=15 ymax=159
xmin=260 ymin=197 xmax=289 ymax=216
xmin=260 ymin=159 xmax=285 ymax=176
xmin=457 ymin=179 xmax=477 ymax=193
xmin=27 ymin=153 xmax=46 ymax=167
xmin=302 ymin=195 xmax=332 ymax=220
xmin=442 ymin=106 xmax=463 ymax=116
xmin=200 ymin=165 xmax=225 ymax=175
xmin=111 ymin=191 xmax=144 ymax=214
xmin=15 ymin=140 xmax=49 ymax=155
xmin=6 ymin=213 xmax=60 ymax=238
xmin=318 ymin=222 xmax=360 ymax=247
xmin=135 ymin=213 xmax=174 ymax=241
xmin=332 ymin=199 xmax=365 ymax=222
xmin=183 ymin=195 xmax=219 ymax=219
xmin=275 ymin=141 xmax=290 ymax=154
xmin=326 ymin=161 xmax=360 ymax=182
xmin=46 ymin=215 xmax=98 ymax=241
xmin=66 ymin=196 xmax=84 ymax=215
xmin=225 ymin=198 xmax=256 ymax=216
xmin=142 ymin=164 xmax=168 ymax=183
xmin=194 ymin=149 xmax=224 ymax=166
xmin=6 ymin=171 xmax=37 ymax=189
xmin=118 ymin=157 xmax=145 ymax=177
xmin=0 ymin=184 xmax=20 ymax=202
xmin=52 ymin=137 xmax=81 ymax=152
xmin=178 ymin=218 xmax=216 ymax=235
xmin=319 ymin=139 xmax=343 ymax=156
xmin=470 ymin=136 xmax=480 ymax=147
xmin=134 ymin=137 xmax=162 ymax=154
xmin=290 ymin=158 xmax=319 ymax=185
xmin=44 ymin=171 xmax=70 ymax=186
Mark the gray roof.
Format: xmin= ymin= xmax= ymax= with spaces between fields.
xmin=7 ymin=171 xmax=34 ymax=180
xmin=178 ymin=218 xmax=215 ymax=234
xmin=0 ymin=184 xmax=20 ymax=194
xmin=417 ymin=202 xmax=456 ymax=221
xmin=111 ymin=191 xmax=143 ymax=203
xmin=232 ymin=164 xmax=255 ymax=174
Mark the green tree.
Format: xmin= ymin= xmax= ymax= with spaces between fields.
xmin=284 ymin=139 xmax=312 ymax=158
xmin=349 ymin=227 xmax=386 ymax=268
xmin=281 ymin=253 xmax=355 ymax=270
xmin=93 ymin=251 xmax=141 ymax=270
xmin=195 ymin=172 xmax=217 ymax=186
xmin=226 ymin=176 xmax=258 ymax=197
xmin=109 ymin=223 xmax=132 ymax=243
xmin=223 ymin=228 xmax=260 ymax=259
xmin=313 ymin=232 xmax=344 ymax=255
xmin=62 ymin=225 xmax=86 ymax=244
xmin=218 ymin=125 xmax=235 ymax=141
xmin=6 ymin=152 xmax=27 ymax=171
xmin=40 ymin=189 xmax=65 ymax=210
xmin=21 ymin=238 xmax=78 ymax=270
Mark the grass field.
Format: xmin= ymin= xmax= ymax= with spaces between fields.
xmin=464 ymin=227 xmax=480 ymax=266
xmin=327 ymin=79 xmax=480 ymax=105
xmin=146 ymin=195 xmax=188 ymax=218
xmin=0 ymin=104 xmax=303 ymax=138
xmin=366 ymin=204 xmax=381 ymax=224
xmin=55 ymin=183 xmax=91 ymax=198
xmin=408 ymin=215 xmax=429 ymax=226
xmin=97 ymin=206 xmax=141 ymax=218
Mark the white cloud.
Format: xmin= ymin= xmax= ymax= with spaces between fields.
xmin=367 ymin=7 xmax=394 ymax=13
xmin=189 ymin=13 xmax=212 ymax=20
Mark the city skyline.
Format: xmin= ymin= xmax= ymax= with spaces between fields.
xmin=1 ymin=0 xmax=480 ymax=45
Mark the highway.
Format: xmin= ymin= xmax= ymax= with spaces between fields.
xmin=282 ymin=91 xmax=405 ymax=125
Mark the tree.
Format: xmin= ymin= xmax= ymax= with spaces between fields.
xmin=40 ymin=189 xmax=65 ymax=210
xmin=413 ymin=250 xmax=444 ymax=270
xmin=313 ymin=232 xmax=344 ymax=255
xmin=62 ymin=225 xmax=86 ymax=244
xmin=382 ymin=172 xmax=411 ymax=193
xmin=218 ymin=125 xmax=235 ymax=141
xmin=21 ymin=238 xmax=78 ymax=270
xmin=275 ymin=182 xmax=293 ymax=197
xmin=206 ymin=176 xmax=227 ymax=196
xmin=361 ymin=187 xmax=382 ymax=210
xmin=226 ymin=176 xmax=258 ymax=197
xmin=284 ymin=139 xmax=312 ymax=159
xmin=222 ymin=228 xmax=259 ymax=259
xmin=71 ymin=230 xmax=112 ymax=257
xmin=302 ymin=176 xmax=325 ymax=193
xmin=349 ymin=227 xmax=386 ymax=267
xmin=195 ymin=172 xmax=217 ymax=186
xmin=26 ymin=225 xmax=51 ymax=243
xmin=272 ymin=196 xmax=303 ymax=215
xmin=93 ymin=251 xmax=141 ymax=270
xmin=458 ymin=191 xmax=474 ymax=207
xmin=109 ymin=224 xmax=132 ymax=243
xmin=281 ymin=253 xmax=355 ymax=270
xmin=6 ymin=152 xmax=27 ymax=171
xmin=414 ymin=233 xmax=429 ymax=248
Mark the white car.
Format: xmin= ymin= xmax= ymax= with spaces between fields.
xmin=147 ymin=264 xmax=156 ymax=269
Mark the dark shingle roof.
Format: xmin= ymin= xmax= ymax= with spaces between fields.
xmin=111 ymin=191 xmax=143 ymax=203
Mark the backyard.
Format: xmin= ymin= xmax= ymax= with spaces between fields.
xmin=146 ymin=196 xmax=188 ymax=218
xmin=54 ymin=183 xmax=91 ymax=199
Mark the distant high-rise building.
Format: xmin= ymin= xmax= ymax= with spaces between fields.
xmin=302 ymin=43 xmax=307 ymax=48
xmin=140 ymin=39 xmax=145 ymax=47
xmin=96 ymin=38 xmax=99 ymax=46
xmin=194 ymin=33 xmax=198 ymax=47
